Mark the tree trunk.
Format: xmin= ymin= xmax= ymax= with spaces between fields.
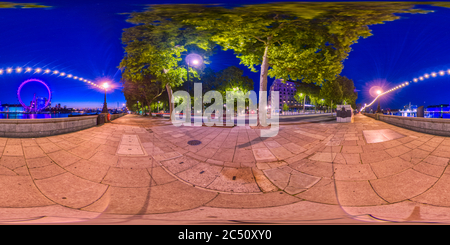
xmin=258 ymin=44 xmax=270 ymax=126
xmin=166 ymin=83 xmax=173 ymax=121
xmin=303 ymin=95 xmax=306 ymax=114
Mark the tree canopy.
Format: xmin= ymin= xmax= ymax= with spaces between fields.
xmin=119 ymin=6 xmax=215 ymax=116
xmin=119 ymin=2 xmax=435 ymax=118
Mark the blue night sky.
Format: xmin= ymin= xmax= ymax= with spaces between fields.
xmin=0 ymin=1 xmax=449 ymax=110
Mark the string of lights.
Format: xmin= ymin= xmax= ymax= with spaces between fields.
xmin=0 ymin=66 xmax=102 ymax=89
xmin=360 ymin=69 xmax=450 ymax=112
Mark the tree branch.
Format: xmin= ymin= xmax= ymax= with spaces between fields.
xmin=252 ymin=35 xmax=266 ymax=45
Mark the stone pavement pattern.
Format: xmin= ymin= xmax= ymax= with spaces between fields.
xmin=2 ymin=114 xmax=450 ymax=224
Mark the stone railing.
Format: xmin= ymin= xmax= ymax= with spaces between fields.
xmin=0 ymin=113 xmax=128 ymax=138
xmin=0 ymin=115 xmax=98 ymax=138
xmin=364 ymin=113 xmax=450 ymax=136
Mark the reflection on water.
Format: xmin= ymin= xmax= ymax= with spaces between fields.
xmin=426 ymin=112 xmax=450 ymax=119
xmin=0 ymin=113 xmax=96 ymax=119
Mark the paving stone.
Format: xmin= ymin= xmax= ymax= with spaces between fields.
xmin=370 ymin=157 xmax=414 ymax=178
xmin=35 ymin=172 xmax=108 ymax=209
xmin=0 ymin=165 xmax=17 ymax=176
xmin=207 ymin=167 xmax=260 ymax=193
xmin=69 ymin=145 xmax=98 ymax=159
xmin=176 ymin=162 xmax=222 ymax=188
xmin=28 ymin=163 xmax=66 ymax=180
xmin=284 ymin=170 xmax=320 ymax=194
xmin=23 ymin=146 xmax=46 ymax=159
xmin=385 ymin=145 xmax=412 ymax=158
xmin=102 ymin=167 xmax=156 ymax=188
xmin=0 ymin=176 xmax=54 ymax=207
xmin=103 ymin=181 xmax=217 ymax=215
xmin=47 ymin=150 xmax=81 ymax=167
xmin=334 ymin=164 xmax=377 ymax=180
xmin=206 ymin=191 xmax=300 ymax=208
xmin=263 ymin=168 xmax=290 ymax=190
xmin=289 ymin=159 xmax=334 ymax=178
xmin=335 ymin=180 xmax=388 ymax=206
xmin=38 ymin=142 xmax=62 ymax=153
xmin=413 ymin=161 xmax=447 ymax=178
xmin=411 ymin=174 xmax=450 ymax=207
xmin=308 ymin=152 xmax=336 ymax=162
xmin=252 ymin=148 xmax=277 ymax=162
xmin=296 ymin=178 xmax=338 ymax=205
xmin=210 ymin=147 xmax=234 ymax=160
xmin=269 ymin=146 xmax=295 ymax=160
xmin=342 ymin=153 xmax=362 ymax=164
xmin=398 ymin=149 xmax=430 ymax=163
xmin=147 ymin=166 xmax=177 ymax=185
xmin=252 ymin=167 xmax=278 ymax=192
xmin=0 ymin=156 xmax=26 ymax=170
xmin=423 ymin=155 xmax=449 ymax=166
xmin=341 ymin=145 xmax=363 ymax=154
xmin=194 ymin=146 xmax=219 ymax=159
xmin=360 ymin=150 xmax=392 ymax=164
xmin=233 ymin=148 xmax=255 ymax=163
xmin=65 ymin=159 xmax=110 ymax=183
xmin=3 ymin=144 xmax=23 ymax=156
xmin=370 ymin=169 xmax=438 ymax=203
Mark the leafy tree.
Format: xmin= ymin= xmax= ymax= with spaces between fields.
xmin=178 ymin=2 xmax=430 ymax=124
xmin=293 ymin=82 xmax=321 ymax=113
xmin=196 ymin=66 xmax=254 ymax=113
xmin=336 ymin=76 xmax=358 ymax=108
xmin=282 ymin=103 xmax=289 ymax=112
xmin=119 ymin=6 xmax=215 ymax=119
xmin=319 ymin=79 xmax=343 ymax=112
xmin=121 ymin=3 xmax=434 ymax=121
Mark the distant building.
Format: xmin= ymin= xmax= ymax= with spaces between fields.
xmin=426 ymin=104 xmax=450 ymax=118
xmin=1 ymin=104 xmax=24 ymax=112
xmin=36 ymin=97 xmax=47 ymax=110
xmin=268 ymin=79 xmax=300 ymax=111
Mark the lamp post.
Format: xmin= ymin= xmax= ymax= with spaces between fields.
xmin=102 ymin=82 xmax=109 ymax=113
xmin=185 ymin=53 xmax=203 ymax=121
xmin=185 ymin=53 xmax=203 ymax=89
xmin=376 ymin=90 xmax=382 ymax=113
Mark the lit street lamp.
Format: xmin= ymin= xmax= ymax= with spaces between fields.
xmin=102 ymin=82 xmax=109 ymax=113
xmin=376 ymin=89 xmax=382 ymax=113
xmin=185 ymin=53 xmax=203 ymax=85
xmin=185 ymin=53 xmax=203 ymax=120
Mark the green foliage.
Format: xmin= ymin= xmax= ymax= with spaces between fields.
xmin=282 ymin=103 xmax=289 ymax=111
xmin=119 ymin=5 xmax=215 ymax=116
xmin=119 ymin=3 xmax=436 ymax=116
xmin=318 ymin=75 xmax=357 ymax=108
xmin=336 ymin=76 xmax=358 ymax=107
xmin=294 ymin=92 xmax=305 ymax=104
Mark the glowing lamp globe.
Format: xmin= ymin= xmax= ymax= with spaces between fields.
xmin=186 ymin=53 xmax=203 ymax=67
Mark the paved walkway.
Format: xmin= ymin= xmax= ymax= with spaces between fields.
xmin=2 ymin=113 xmax=450 ymax=224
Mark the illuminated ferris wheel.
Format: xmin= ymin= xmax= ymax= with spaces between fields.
xmin=17 ymin=78 xmax=52 ymax=112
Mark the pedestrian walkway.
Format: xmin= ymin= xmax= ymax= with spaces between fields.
xmin=2 ymin=113 xmax=450 ymax=224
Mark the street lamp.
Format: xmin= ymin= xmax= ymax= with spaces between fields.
xmin=185 ymin=53 xmax=203 ymax=85
xmin=376 ymin=89 xmax=382 ymax=113
xmin=185 ymin=53 xmax=203 ymax=119
xmin=102 ymin=82 xmax=109 ymax=113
